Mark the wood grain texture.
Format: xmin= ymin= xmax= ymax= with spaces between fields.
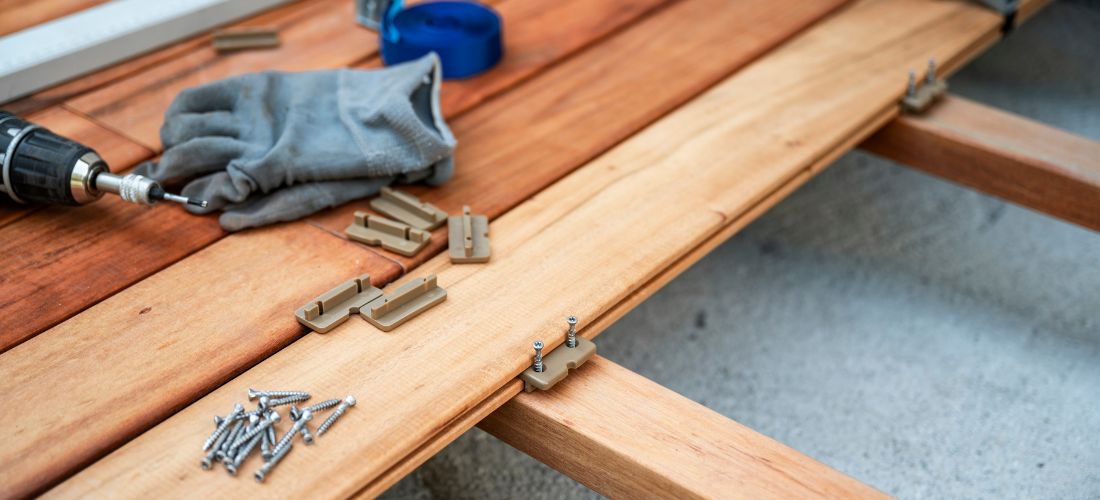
xmin=0 ymin=202 xmax=225 ymax=353
xmin=0 ymin=0 xmax=667 ymax=352
xmin=482 ymin=356 xmax=886 ymax=499
xmin=864 ymin=95 xmax=1100 ymax=232
xmin=0 ymin=0 xmax=706 ymax=493
xmin=49 ymin=1 xmax=1021 ymax=497
xmin=65 ymin=0 xmax=377 ymax=149
xmin=308 ymin=0 xmax=852 ymax=270
xmin=0 ymin=223 xmax=402 ymax=498
xmin=0 ymin=0 xmax=108 ymax=36
xmin=0 ymin=106 xmax=153 ymax=227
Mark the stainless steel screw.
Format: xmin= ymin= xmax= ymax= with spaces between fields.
xmin=249 ymin=388 xmax=310 ymax=400
xmin=926 ymin=58 xmax=937 ymax=84
xmin=254 ymin=441 xmax=293 ymax=483
xmin=300 ymin=421 xmax=315 ymax=445
xmin=566 ymin=316 xmax=578 ymax=348
xmin=200 ymin=423 xmax=231 ymax=470
xmin=227 ymin=429 xmax=264 ymax=476
xmin=261 ymin=428 xmax=272 ymax=459
xmin=268 ymin=393 xmax=310 ymax=407
xmin=532 ymin=341 xmax=544 ymax=372
xmin=272 ymin=410 xmax=311 ymax=458
xmin=218 ymin=420 xmax=244 ymax=460
xmin=291 ymin=398 xmax=342 ymax=420
xmin=231 ymin=413 xmax=279 ymax=450
xmin=203 ymin=403 xmax=243 ymax=451
xmin=316 ymin=396 xmax=356 ymax=437
xmin=906 ymin=70 xmax=917 ymax=97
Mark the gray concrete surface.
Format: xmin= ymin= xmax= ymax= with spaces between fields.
xmin=382 ymin=2 xmax=1100 ymax=498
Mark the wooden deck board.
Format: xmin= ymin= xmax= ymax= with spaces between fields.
xmin=46 ymin=1 xmax=1020 ymax=497
xmin=0 ymin=0 xmax=674 ymax=353
xmin=0 ymin=0 xmax=845 ymax=495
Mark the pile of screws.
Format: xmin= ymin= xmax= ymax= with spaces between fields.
xmin=200 ymin=388 xmax=356 ymax=483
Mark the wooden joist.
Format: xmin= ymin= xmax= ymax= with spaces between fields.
xmin=481 ymin=356 xmax=886 ymax=499
xmin=864 ymin=95 xmax=1100 ymax=232
xmin=1 ymin=0 xmax=846 ymax=496
xmin=47 ymin=0 xmax=1033 ymax=497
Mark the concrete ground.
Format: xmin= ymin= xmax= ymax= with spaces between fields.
xmin=382 ymin=2 xmax=1100 ymax=498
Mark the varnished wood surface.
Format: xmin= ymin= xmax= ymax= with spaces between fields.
xmin=864 ymin=95 xmax=1100 ymax=232
xmin=482 ymin=356 xmax=887 ymax=499
xmin=47 ymin=1 xmax=1020 ymax=497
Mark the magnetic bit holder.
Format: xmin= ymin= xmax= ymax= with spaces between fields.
xmin=295 ymin=274 xmax=383 ymax=333
xmin=900 ymin=61 xmax=948 ymax=114
xmin=519 ymin=337 xmax=597 ymax=392
xmin=361 ymin=275 xmax=447 ymax=332
xmin=370 ymin=187 xmax=448 ymax=230
xmin=346 ymin=212 xmax=430 ymax=257
xmin=447 ymin=205 xmax=490 ymax=264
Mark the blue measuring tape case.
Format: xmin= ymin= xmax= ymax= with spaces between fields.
xmin=374 ymin=0 xmax=503 ymax=79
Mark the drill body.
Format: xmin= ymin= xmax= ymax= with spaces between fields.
xmin=0 ymin=111 xmax=204 ymax=208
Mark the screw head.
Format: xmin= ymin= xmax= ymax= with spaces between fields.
xmin=345 ymin=395 xmax=357 ymax=406
xmin=300 ymin=410 xmax=313 ymax=422
xmin=289 ymin=406 xmax=300 ymax=420
xmin=566 ymin=316 xmax=577 ymax=325
xmin=269 ymin=412 xmax=281 ymax=423
xmin=232 ymin=403 xmax=244 ymax=414
xmin=533 ymin=341 xmax=544 ymax=350
xmin=248 ymin=414 xmax=259 ymax=425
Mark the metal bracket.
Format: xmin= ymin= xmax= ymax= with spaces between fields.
xmin=361 ymin=275 xmax=447 ymax=331
xmin=447 ymin=205 xmax=490 ymax=263
xmin=901 ymin=60 xmax=948 ymax=114
xmin=346 ymin=212 xmax=430 ymax=257
xmin=295 ymin=274 xmax=383 ymax=333
xmin=212 ymin=28 xmax=280 ymax=52
xmin=370 ymin=187 xmax=448 ymax=230
xmin=519 ymin=337 xmax=597 ymax=392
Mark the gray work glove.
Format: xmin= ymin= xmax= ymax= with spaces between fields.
xmin=136 ymin=54 xmax=456 ymax=231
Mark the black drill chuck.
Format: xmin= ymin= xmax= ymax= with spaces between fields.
xmin=0 ymin=110 xmax=206 ymax=208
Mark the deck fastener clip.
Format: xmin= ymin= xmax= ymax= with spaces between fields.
xmin=901 ymin=59 xmax=947 ymax=114
xmin=447 ymin=205 xmax=490 ymax=263
xmin=370 ymin=187 xmax=448 ymax=230
xmin=346 ymin=212 xmax=431 ymax=256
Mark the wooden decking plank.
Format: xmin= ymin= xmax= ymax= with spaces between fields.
xmin=0 ymin=0 xmax=739 ymax=494
xmin=0 ymin=0 xmax=681 ymax=353
xmin=482 ymin=356 xmax=886 ymax=499
xmin=64 ymin=0 xmax=378 ymax=149
xmin=864 ymin=95 xmax=1100 ymax=232
xmin=48 ymin=1 xmax=1023 ymax=497
xmin=0 ymin=223 xmax=403 ymax=498
xmin=308 ymin=0 xmax=852 ymax=270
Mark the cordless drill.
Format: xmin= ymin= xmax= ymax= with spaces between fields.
xmin=0 ymin=111 xmax=205 ymax=208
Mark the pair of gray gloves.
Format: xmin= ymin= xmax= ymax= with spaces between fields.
xmin=136 ymin=54 xmax=456 ymax=231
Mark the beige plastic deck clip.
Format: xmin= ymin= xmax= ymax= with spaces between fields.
xmin=370 ymin=187 xmax=448 ymax=230
xmin=362 ymin=275 xmax=447 ymax=331
xmin=519 ymin=337 xmax=597 ymax=392
xmin=901 ymin=60 xmax=948 ymax=114
xmin=447 ymin=205 xmax=490 ymax=263
xmin=212 ymin=28 xmax=280 ymax=52
xmin=346 ymin=212 xmax=430 ymax=256
xmin=295 ymin=274 xmax=383 ymax=333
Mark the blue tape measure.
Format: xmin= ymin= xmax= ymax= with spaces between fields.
xmin=369 ymin=0 xmax=503 ymax=79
